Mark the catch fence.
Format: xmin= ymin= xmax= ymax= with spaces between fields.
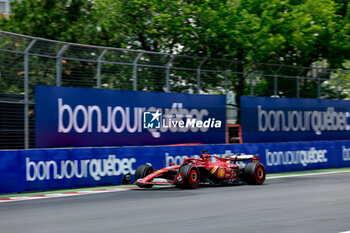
xmin=0 ymin=30 xmax=349 ymax=149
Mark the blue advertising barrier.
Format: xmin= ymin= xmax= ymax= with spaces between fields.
xmin=241 ymin=96 xmax=350 ymax=143
xmin=35 ymin=85 xmax=226 ymax=148
xmin=1 ymin=141 xmax=350 ymax=194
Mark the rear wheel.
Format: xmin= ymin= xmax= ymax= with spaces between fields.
xmin=244 ymin=162 xmax=266 ymax=185
xmin=135 ymin=164 xmax=154 ymax=188
xmin=177 ymin=165 xmax=200 ymax=189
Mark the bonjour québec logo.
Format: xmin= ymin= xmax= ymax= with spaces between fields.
xmin=143 ymin=109 xmax=222 ymax=129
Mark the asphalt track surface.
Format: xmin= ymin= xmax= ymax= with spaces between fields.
xmin=1 ymin=173 xmax=350 ymax=233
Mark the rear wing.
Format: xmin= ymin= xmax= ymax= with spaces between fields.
xmin=224 ymin=154 xmax=261 ymax=163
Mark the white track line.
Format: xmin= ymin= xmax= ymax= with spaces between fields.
xmin=0 ymin=188 xmax=137 ymax=203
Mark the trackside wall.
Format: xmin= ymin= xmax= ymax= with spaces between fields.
xmin=1 ymin=141 xmax=350 ymax=194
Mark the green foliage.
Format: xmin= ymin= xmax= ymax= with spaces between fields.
xmin=0 ymin=0 xmax=99 ymax=44
xmin=321 ymin=61 xmax=350 ymax=99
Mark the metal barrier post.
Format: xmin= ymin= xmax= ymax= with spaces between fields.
xmin=165 ymin=55 xmax=175 ymax=92
xmin=336 ymin=72 xmax=345 ymax=100
xmin=24 ymin=39 xmax=36 ymax=149
xmin=224 ymin=71 xmax=228 ymax=94
xmin=197 ymin=58 xmax=207 ymax=94
xmin=274 ymin=74 xmax=278 ymax=96
xmin=225 ymin=61 xmax=234 ymax=94
xmin=56 ymin=44 xmax=69 ymax=86
xmin=296 ymin=68 xmax=305 ymax=98
xmin=317 ymin=67 xmax=322 ymax=98
xmin=296 ymin=76 xmax=300 ymax=98
xmin=133 ymin=53 xmax=143 ymax=91
xmin=249 ymin=73 xmax=254 ymax=96
xmin=336 ymin=79 xmax=339 ymax=99
xmin=97 ymin=49 xmax=108 ymax=88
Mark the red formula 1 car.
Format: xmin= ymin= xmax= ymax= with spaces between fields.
xmin=134 ymin=150 xmax=266 ymax=189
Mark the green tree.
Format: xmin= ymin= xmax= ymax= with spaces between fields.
xmin=0 ymin=0 xmax=98 ymax=44
xmin=0 ymin=0 xmax=103 ymax=94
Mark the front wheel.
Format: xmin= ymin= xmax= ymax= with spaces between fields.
xmin=177 ymin=165 xmax=200 ymax=189
xmin=244 ymin=162 xmax=266 ymax=185
xmin=135 ymin=164 xmax=154 ymax=188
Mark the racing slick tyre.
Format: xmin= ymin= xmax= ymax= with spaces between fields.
xmin=244 ymin=162 xmax=266 ymax=185
xmin=177 ymin=165 xmax=200 ymax=189
xmin=135 ymin=164 xmax=154 ymax=188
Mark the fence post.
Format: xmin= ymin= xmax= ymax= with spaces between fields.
xmin=296 ymin=76 xmax=300 ymax=98
xmin=296 ymin=68 xmax=305 ymax=98
xmin=224 ymin=61 xmax=234 ymax=94
xmin=166 ymin=55 xmax=175 ymax=92
xmin=274 ymin=74 xmax=278 ymax=96
xmin=197 ymin=58 xmax=207 ymax=94
xmin=97 ymin=49 xmax=108 ymax=88
xmin=133 ymin=53 xmax=143 ymax=91
xmin=224 ymin=71 xmax=228 ymax=94
xmin=24 ymin=39 xmax=36 ymax=149
xmin=317 ymin=68 xmax=321 ymax=98
xmin=336 ymin=79 xmax=340 ymax=100
xmin=249 ymin=73 xmax=254 ymax=96
xmin=56 ymin=44 xmax=69 ymax=86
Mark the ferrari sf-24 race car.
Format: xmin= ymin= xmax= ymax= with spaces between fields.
xmin=134 ymin=150 xmax=266 ymax=189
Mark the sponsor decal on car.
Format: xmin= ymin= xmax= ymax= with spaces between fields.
xmin=210 ymin=166 xmax=218 ymax=174
xmin=218 ymin=168 xmax=225 ymax=178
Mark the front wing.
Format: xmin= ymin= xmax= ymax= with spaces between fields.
xmin=135 ymin=165 xmax=180 ymax=186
